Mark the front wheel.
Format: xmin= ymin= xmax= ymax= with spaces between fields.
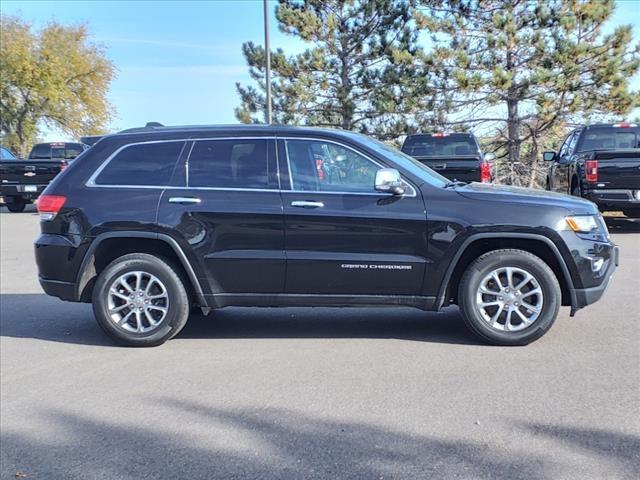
xmin=458 ymin=249 xmax=561 ymax=346
xmin=92 ymin=253 xmax=190 ymax=347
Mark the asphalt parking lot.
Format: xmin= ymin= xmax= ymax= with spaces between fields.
xmin=1 ymin=205 xmax=639 ymax=480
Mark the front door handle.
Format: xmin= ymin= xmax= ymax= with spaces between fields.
xmin=169 ymin=196 xmax=202 ymax=204
xmin=291 ymin=200 xmax=324 ymax=209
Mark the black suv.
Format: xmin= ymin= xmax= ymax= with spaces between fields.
xmin=35 ymin=125 xmax=618 ymax=347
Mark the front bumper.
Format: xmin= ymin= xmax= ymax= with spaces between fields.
xmin=584 ymin=189 xmax=640 ymax=211
xmin=570 ymin=244 xmax=619 ymax=313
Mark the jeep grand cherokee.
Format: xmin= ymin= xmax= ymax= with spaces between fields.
xmin=34 ymin=125 xmax=618 ymax=347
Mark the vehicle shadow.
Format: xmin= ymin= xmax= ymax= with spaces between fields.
xmin=604 ymin=215 xmax=640 ymax=233
xmin=0 ymin=293 xmax=481 ymax=347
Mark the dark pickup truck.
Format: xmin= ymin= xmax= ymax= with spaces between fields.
xmin=545 ymin=123 xmax=640 ymax=217
xmin=0 ymin=142 xmax=84 ymax=212
xmin=401 ymin=132 xmax=495 ymax=183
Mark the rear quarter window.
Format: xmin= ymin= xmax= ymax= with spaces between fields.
xmin=94 ymin=141 xmax=185 ymax=186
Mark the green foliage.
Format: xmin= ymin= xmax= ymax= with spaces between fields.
xmin=0 ymin=16 xmax=115 ymax=155
xmin=235 ymin=0 xmax=432 ymax=139
xmin=415 ymin=0 xmax=640 ymax=185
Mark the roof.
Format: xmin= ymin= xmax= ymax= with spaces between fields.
xmin=117 ymin=123 xmax=344 ymax=135
xmin=107 ymin=123 xmax=364 ymax=144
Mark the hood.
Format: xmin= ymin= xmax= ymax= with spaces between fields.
xmin=455 ymin=182 xmax=597 ymax=215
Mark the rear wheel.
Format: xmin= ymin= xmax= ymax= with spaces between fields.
xmin=6 ymin=199 xmax=26 ymax=212
xmin=458 ymin=249 xmax=561 ymax=346
xmin=92 ymin=253 xmax=190 ymax=347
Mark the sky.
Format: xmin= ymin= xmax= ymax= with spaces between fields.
xmin=2 ymin=0 xmax=640 ymax=141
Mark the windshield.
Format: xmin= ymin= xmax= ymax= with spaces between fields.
xmin=402 ymin=135 xmax=479 ymax=157
xmin=348 ymin=133 xmax=449 ymax=187
xmin=578 ymin=128 xmax=640 ymax=151
xmin=0 ymin=147 xmax=18 ymax=160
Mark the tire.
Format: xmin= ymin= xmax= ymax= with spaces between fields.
xmin=6 ymin=199 xmax=26 ymax=212
xmin=92 ymin=253 xmax=190 ymax=347
xmin=570 ymin=181 xmax=581 ymax=197
xmin=622 ymin=208 xmax=640 ymax=218
xmin=458 ymin=249 xmax=561 ymax=346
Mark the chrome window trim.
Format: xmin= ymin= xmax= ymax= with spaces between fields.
xmin=85 ymin=135 xmax=417 ymax=197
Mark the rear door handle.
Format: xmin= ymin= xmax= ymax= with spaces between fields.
xmin=169 ymin=196 xmax=202 ymax=204
xmin=291 ymin=200 xmax=324 ymax=209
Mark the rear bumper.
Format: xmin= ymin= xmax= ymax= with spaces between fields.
xmin=570 ymin=244 xmax=619 ymax=312
xmin=0 ymin=184 xmax=48 ymax=202
xmin=38 ymin=276 xmax=78 ymax=302
xmin=35 ymin=233 xmax=88 ymax=301
xmin=584 ymin=189 xmax=640 ymax=210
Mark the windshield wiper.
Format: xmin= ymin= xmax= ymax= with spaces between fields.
xmin=443 ymin=180 xmax=467 ymax=189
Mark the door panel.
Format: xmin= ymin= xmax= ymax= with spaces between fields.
xmin=279 ymin=138 xmax=428 ymax=295
xmin=157 ymin=138 xmax=285 ymax=295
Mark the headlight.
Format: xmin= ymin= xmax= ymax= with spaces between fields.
xmin=565 ymin=215 xmax=599 ymax=233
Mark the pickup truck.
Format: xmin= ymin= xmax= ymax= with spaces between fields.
xmin=0 ymin=145 xmax=67 ymax=212
xmin=401 ymin=132 xmax=495 ymax=183
xmin=544 ymin=123 xmax=640 ymax=217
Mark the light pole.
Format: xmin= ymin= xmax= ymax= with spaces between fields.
xmin=263 ymin=0 xmax=272 ymax=124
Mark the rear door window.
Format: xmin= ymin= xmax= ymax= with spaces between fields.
xmin=95 ymin=141 xmax=185 ymax=186
xmin=402 ymin=135 xmax=479 ymax=157
xmin=187 ymin=139 xmax=277 ymax=189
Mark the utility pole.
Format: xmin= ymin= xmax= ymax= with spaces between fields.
xmin=263 ymin=0 xmax=272 ymax=124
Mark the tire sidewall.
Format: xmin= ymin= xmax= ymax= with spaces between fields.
xmin=92 ymin=255 xmax=189 ymax=347
xmin=460 ymin=251 xmax=560 ymax=345
xmin=7 ymin=200 xmax=26 ymax=212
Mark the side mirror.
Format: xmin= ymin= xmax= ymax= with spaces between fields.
xmin=375 ymin=168 xmax=405 ymax=195
xmin=543 ymin=151 xmax=556 ymax=162
xmin=484 ymin=152 xmax=496 ymax=162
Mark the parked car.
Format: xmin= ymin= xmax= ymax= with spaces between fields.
xmin=28 ymin=142 xmax=87 ymax=162
xmin=0 ymin=145 xmax=69 ymax=212
xmin=545 ymin=122 xmax=640 ymax=217
xmin=401 ymin=132 xmax=495 ymax=183
xmin=35 ymin=124 xmax=617 ymax=347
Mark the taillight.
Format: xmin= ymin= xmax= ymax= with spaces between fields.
xmin=480 ymin=161 xmax=492 ymax=183
xmin=36 ymin=195 xmax=66 ymax=221
xmin=585 ymin=160 xmax=598 ymax=183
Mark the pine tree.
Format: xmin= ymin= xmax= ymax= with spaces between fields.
xmin=415 ymin=0 xmax=640 ymax=185
xmin=235 ymin=0 xmax=430 ymax=140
